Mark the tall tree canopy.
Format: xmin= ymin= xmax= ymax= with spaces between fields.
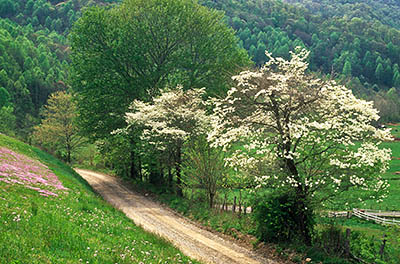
xmin=70 ymin=0 xmax=249 ymax=140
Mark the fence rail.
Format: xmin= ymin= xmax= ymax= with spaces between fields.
xmin=352 ymin=208 xmax=400 ymax=226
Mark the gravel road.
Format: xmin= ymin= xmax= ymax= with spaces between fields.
xmin=75 ymin=169 xmax=278 ymax=264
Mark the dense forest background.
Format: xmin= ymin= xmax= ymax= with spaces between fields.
xmin=1 ymin=0 xmax=400 ymax=140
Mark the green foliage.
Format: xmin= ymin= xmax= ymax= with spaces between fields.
xmin=285 ymin=0 xmax=400 ymax=30
xmin=0 ymin=0 xmax=120 ymax=34
xmin=152 ymin=189 xmax=256 ymax=238
xmin=252 ymin=191 xmax=314 ymax=243
xmin=0 ymin=105 xmax=16 ymax=135
xmin=0 ymin=0 xmax=125 ymax=138
xmin=200 ymin=0 xmax=400 ymax=121
xmin=0 ymin=0 xmax=15 ymax=18
xmin=0 ymin=86 xmax=9 ymax=108
xmin=313 ymin=223 xmax=349 ymax=258
xmin=349 ymin=227 xmax=400 ymax=264
xmin=70 ymin=0 xmax=250 ymax=140
xmin=342 ymin=60 xmax=352 ymax=76
xmin=32 ymin=91 xmax=84 ymax=163
xmin=182 ymin=136 xmax=227 ymax=208
xmin=96 ymin=135 xmax=134 ymax=179
xmin=0 ymin=18 xmax=68 ymax=138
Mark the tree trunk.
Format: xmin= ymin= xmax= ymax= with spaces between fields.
xmin=67 ymin=149 xmax=71 ymax=164
xmin=130 ymin=150 xmax=138 ymax=180
xmin=285 ymin=157 xmax=313 ymax=245
xmin=239 ymin=189 xmax=242 ymax=216
xmin=344 ymin=228 xmax=351 ymax=257
xmin=66 ymin=142 xmax=71 ymax=164
xmin=168 ymin=166 xmax=173 ymax=188
xmin=138 ymin=155 xmax=143 ymax=181
xmin=175 ymin=146 xmax=183 ymax=197
xmin=209 ymin=192 xmax=215 ymax=209
xmin=380 ymin=234 xmax=387 ymax=258
xmin=295 ymin=193 xmax=312 ymax=246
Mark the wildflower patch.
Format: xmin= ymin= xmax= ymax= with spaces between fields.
xmin=0 ymin=147 xmax=68 ymax=197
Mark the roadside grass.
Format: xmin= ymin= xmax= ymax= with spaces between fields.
xmin=0 ymin=134 xmax=199 ymax=264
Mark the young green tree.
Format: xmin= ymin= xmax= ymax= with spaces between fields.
xmin=393 ymin=69 xmax=400 ymax=87
xmin=375 ymin=63 xmax=385 ymax=83
xmin=0 ymin=86 xmax=9 ymax=109
xmin=33 ymin=91 xmax=84 ymax=163
xmin=0 ymin=86 xmax=15 ymax=135
xmin=342 ymin=60 xmax=352 ymax=76
xmin=182 ymin=136 xmax=227 ymax=208
xmin=209 ymin=49 xmax=392 ymax=244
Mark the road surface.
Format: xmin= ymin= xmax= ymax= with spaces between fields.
xmin=75 ymin=169 xmax=277 ymax=264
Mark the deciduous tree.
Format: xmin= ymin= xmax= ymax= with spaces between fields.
xmin=124 ymin=86 xmax=210 ymax=196
xmin=182 ymin=136 xmax=227 ymax=208
xmin=209 ymin=48 xmax=392 ymax=244
xmin=33 ymin=91 xmax=83 ymax=163
xmin=70 ymin=0 xmax=249 ymax=140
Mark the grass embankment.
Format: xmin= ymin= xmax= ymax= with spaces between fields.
xmin=0 ymin=134 xmax=198 ymax=264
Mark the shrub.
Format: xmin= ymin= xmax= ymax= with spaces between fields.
xmin=252 ymin=191 xmax=314 ymax=243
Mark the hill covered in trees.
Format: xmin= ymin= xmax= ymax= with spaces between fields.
xmin=0 ymin=0 xmax=120 ymax=139
xmin=200 ymin=0 xmax=400 ymax=121
xmin=283 ymin=0 xmax=400 ymax=30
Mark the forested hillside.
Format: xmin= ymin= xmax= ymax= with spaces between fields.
xmin=0 ymin=19 xmax=68 ymax=136
xmin=0 ymin=0 xmax=120 ymax=139
xmin=0 ymin=0 xmax=120 ymax=34
xmin=284 ymin=0 xmax=400 ymax=30
xmin=200 ymin=0 xmax=400 ymax=122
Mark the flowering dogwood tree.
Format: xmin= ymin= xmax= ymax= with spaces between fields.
xmin=209 ymin=48 xmax=392 ymax=243
xmin=125 ymin=86 xmax=210 ymax=196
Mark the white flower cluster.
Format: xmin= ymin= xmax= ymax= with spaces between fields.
xmin=209 ymin=47 xmax=392 ymax=202
xmin=125 ymin=86 xmax=210 ymax=150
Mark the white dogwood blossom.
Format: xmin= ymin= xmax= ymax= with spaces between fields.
xmin=125 ymin=86 xmax=210 ymax=150
xmin=124 ymin=86 xmax=211 ymax=196
xmin=209 ymin=48 xmax=392 ymax=207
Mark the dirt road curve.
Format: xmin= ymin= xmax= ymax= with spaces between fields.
xmin=75 ymin=169 xmax=277 ymax=264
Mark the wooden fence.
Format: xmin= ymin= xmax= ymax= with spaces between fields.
xmin=352 ymin=208 xmax=400 ymax=226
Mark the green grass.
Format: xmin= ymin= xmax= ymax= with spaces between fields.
xmin=0 ymin=134 xmax=199 ymax=264
xmin=361 ymin=139 xmax=400 ymax=211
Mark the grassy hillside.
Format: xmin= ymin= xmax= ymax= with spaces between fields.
xmin=0 ymin=133 xmax=198 ymax=264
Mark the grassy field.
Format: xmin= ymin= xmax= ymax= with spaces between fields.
xmin=0 ymin=134 xmax=198 ymax=264
xmin=361 ymin=124 xmax=400 ymax=210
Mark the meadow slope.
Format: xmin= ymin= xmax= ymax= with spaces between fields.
xmin=0 ymin=134 xmax=198 ymax=264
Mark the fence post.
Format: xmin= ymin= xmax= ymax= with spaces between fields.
xmin=379 ymin=234 xmax=387 ymax=258
xmin=238 ymin=189 xmax=242 ymax=216
xmin=344 ymin=228 xmax=351 ymax=257
xmin=347 ymin=211 xmax=352 ymax=219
